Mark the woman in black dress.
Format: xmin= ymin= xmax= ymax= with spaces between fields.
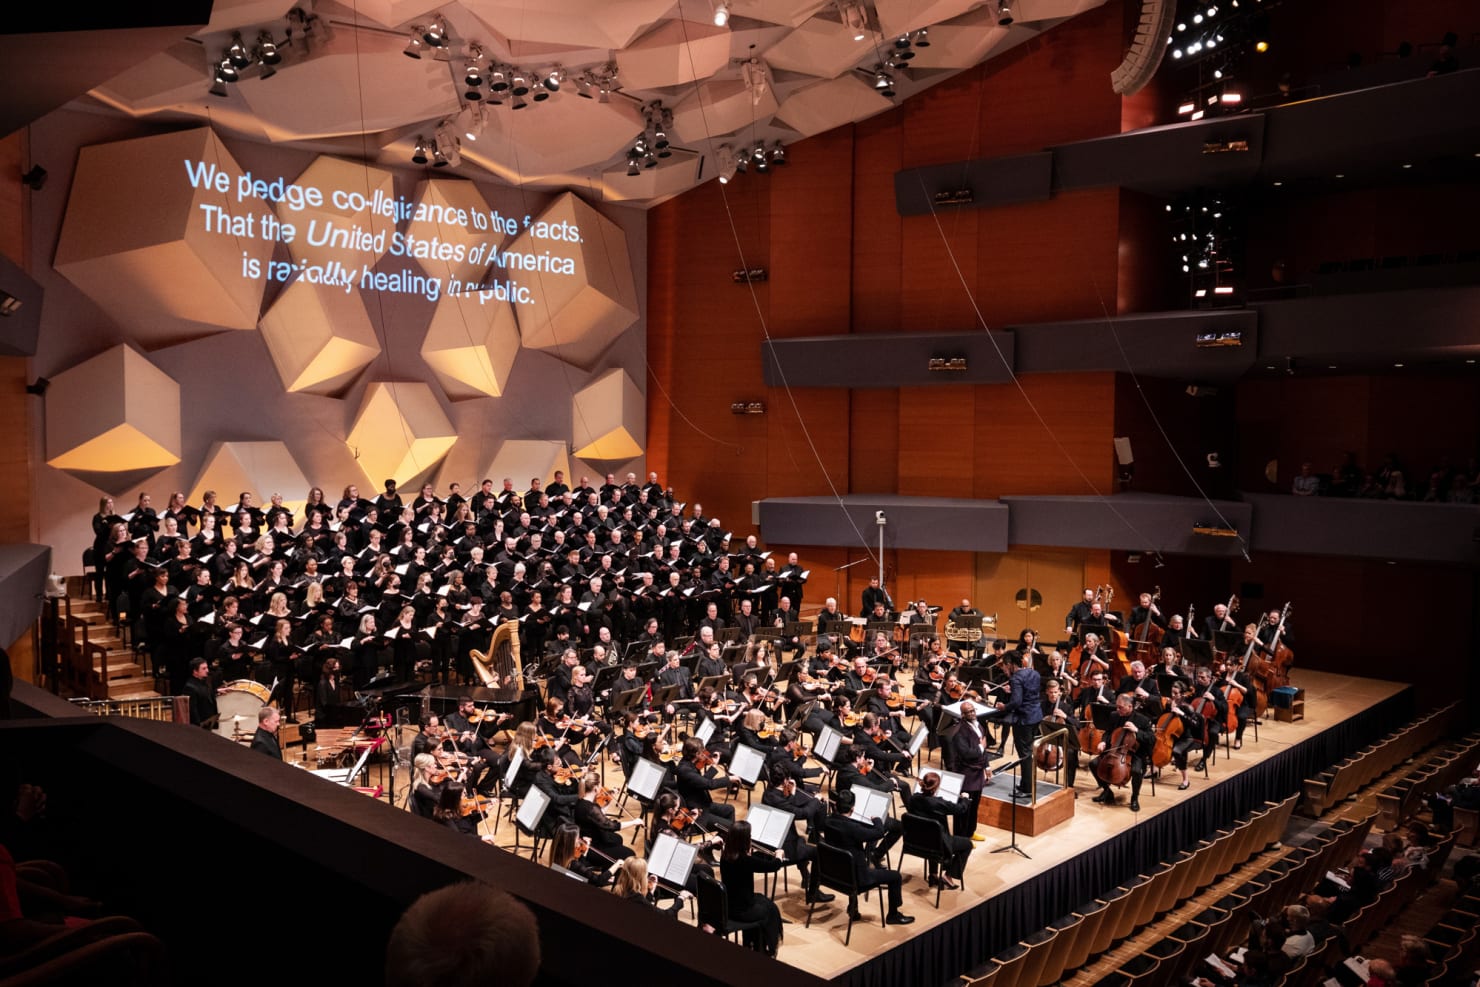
xmin=718 ymin=820 xmax=784 ymax=956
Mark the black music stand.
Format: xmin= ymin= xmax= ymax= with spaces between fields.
xmin=990 ymin=754 xmax=1032 ymax=860
xmin=1213 ymin=630 xmax=1242 ymax=656
xmin=1181 ymin=637 xmax=1215 ymax=668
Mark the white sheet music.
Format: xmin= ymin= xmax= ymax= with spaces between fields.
xmin=648 ymin=831 xmax=698 ymax=887
xmin=850 ymin=786 xmax=892 ymax=823
xmin=746 ymin=803 xmax=795 ymax=851
xmin=729 ymin=744 xmax=765 ymax=785
xmin=935 ymin=769 xmax=965 ymax=803
xmin=628 ymin=758 xmax=666 ymax=801
xmin=516 ymin=785 xmax=550 ymax=832
xmin=906 ymin=728 xmax=929 ymax=757
xmin=694 ymin=717 xmax=716 ymax=745
xmin=815 ymin=724 xmax=844 ymax=763
xmin=503 ymin=745 xmax=525 ymax=788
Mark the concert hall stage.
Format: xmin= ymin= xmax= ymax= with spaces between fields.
xmin=778 ymin=670 xmax=1412 ymax=987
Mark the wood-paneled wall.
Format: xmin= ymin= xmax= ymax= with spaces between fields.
xmin=1 ymin=130 xmax=36 ymax=675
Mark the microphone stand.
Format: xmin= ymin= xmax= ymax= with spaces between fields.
xmin=990 ymin=753 xmax=1032 ymax=860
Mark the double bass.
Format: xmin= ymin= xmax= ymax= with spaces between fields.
xmin=1264 ymin=603 xmax=1295 ymax=689
xmin=1234 ymin=614 xmax=1269 ymax=718
xmin=1130 ymin=586 xmax=1165 ymax=661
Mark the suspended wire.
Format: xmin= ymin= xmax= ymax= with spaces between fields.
xmin=674 ymin=4 xmax=880 ymax=567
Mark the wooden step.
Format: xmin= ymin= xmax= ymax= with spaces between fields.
xmin=106 ymin=676 xmax=160 ymax=698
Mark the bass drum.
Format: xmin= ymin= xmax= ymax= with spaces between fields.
xmin=216 ymin=679 xmax=271 ymax=739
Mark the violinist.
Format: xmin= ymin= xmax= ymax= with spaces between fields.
xmin=1041 ymin=679 xmax=1080 ymax=792
xmin=836 ymin=743 xmax=911 ymax=804
xmin=735 ymin=708 xmax=779 ymax=754
xmin=821 ymin=788 xmax=913 ymax=926
xmin=767 ymin=727 xmax=822 ymax=785
xmin=1090 ymin=693 xmax=1154 ymax=812
xmin=445 ymin=697 xmax=504 ymax=793
xmin=905 ymin=771 xmax=976 ymax=890
xmin=913 ymin=638 xmax=948 ymax=733
xmin=565 ymin=665 xmax=611 ymax=742
xmin=843 ymin=655 xmax=876 ymax=698
xmin=804 ymin=693 xmax=854 ymax=739
xmin=409 ymin=753 xmax=450 ymax=820
xmin=761 ymin=768 xmax=832 ymax=904
xmin=674 ymin=737 xmax=737 ymax=831
xmin=1159 ymin=680 xmax=1204 ymax=791
xmin=719 ymin=821 xmax=785 ymax=956
xmin=696 ymin=684 xmax=744 ymax=752
xmin=528 ymin=747 xmax=580 ymax=834
xmin=613 ymin=856 xmax=689 ymax=914
xmin=1191 ymin=668 xmax=1227 ymax=772
xmin=547 ymin=822 xmax=606 ymax=885
xmin=410 ymin=715 xmax=457 ymax=768
xmin=574 ymin=771 xmax=638 ymax=872
xmin=740 ymin=673 xmax=781 ymax=717
xmin=616 ymin=711 xmax=650 ymax=778
xmin=859 ymin=676 xmax=910 ymax=730
xmin=853 ymin=713 xmax=912 ymax=778
xmin=1116 ymin=660 xmax=1161 ymax=710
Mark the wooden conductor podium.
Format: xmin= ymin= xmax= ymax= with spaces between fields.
xmin=977 ymin=779 xmax=1076 ymax=837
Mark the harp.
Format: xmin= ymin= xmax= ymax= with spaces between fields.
xmin=470 ymin=619 xmax=522 ymax=688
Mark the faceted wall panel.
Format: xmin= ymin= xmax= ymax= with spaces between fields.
xmin=615 ymin=19 xmax=731 ymax=90
xmin=186 ymin=441 xmax=311 ymax=519
xmin=258 ymin=278 xmax=382 ymax=395
xmin=483 ymin=439 xmax=571 ymax=490
xmin=420 ymin=293 xmax=521 ymax=400
xmin=408 ymin=179 xmax=498 ymax=287
xmin=571 ymin=368 xmax=644 ymax=462
xmin=53 ymin=128 xmax=274 ymax=348
xmin=45 ymin=345 xmax=181 ymax=475
xmin=509 ymin=192 xmax=639 ymax=370
xmin=346 ymin=382 xmax=457 ymax=488
xmin=282 ymin=156 xmax=396 ymax=271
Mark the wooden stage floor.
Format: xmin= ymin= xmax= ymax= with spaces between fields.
xmin=327 ymin=669 xmax=1407 ymax=983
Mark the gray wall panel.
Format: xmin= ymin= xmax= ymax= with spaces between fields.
xmin=1244 ymin=493 xmax=1480 ymax=566
xmin=757 ymin=496 xmax=1010 ymax=553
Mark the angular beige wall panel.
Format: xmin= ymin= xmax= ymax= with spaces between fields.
xmin=186 ymin=441 xmax=311 ymax=518
xmin=53 ymin=128 xmax=274 ymax=347
xmin=45 ymin=345 xmax=181 ymax=472
xmin=258 ymin=278 xmax=382 ymax=395
xmin=571 ymin=368 xmax=644 ymax=462
xmin=466 ymin=0 xmax=676 ymax=49
xmin=408 ymin=178 xmax=497 ymax=287
xmin=615 ymin=19 xmax=731 ymax=90
xmin=346 ymin=382 xmax=457 ymax=488
xmin=774 ymin=74 xmax=895 ymax=137
xmin=282 ymin=156 xmax=396 ymax=270
xmin=420 ymin=293 xmax=521 ymax=400
xmin=483 ymin=439 xmax=571 ymax=490
xmin=507 ymin=192 xmax=638 ymax=370
xmin=671 ymin=79 xmax=780 ymax=144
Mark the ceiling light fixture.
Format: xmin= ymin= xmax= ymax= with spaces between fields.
xmin=217 ymin=55 xmax=240 ymax=84
xmin=713 ymin=0 xmax=731 ymax=27
xmin=227 ymin=33 xmax=252 ymax=69
xmin=489 ymin=66 xmax=508 ymax=92
xmin=913 ymin=28 xmax=930 ymax=47
xmin=997 ymin=0 xmax=1014 ymax=26
xmin=423 ymin=17 xmax=449 ymax=48
xmin=460 ymin=104 xmax=484 ymax=141
xmin=873 ymin=65 xmax=896 ymax=98
xmin=715 ymin=145 xmax=738 ymax=184
xmin=411 ymin=137 xmax=429 ymax=165
xmin=510 ymin=69 xmax=529 ymax=96
xmin=257 ymin=31 xmax=281 ymax=66
xmin=741 ymin=57 xmax=768 ymax=104
xmin=404 ymin=30 xmax=426 ymax=58
xmin=839 ymin=1 xmax=868 ymax=41
xmin=626 ymin=152 xmax=641 ymax=177
xmin=770 ymin=142 xmax=787 ymax=165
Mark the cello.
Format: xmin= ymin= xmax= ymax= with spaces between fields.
xmin=1095 ymin=721 xmax=1139 ymax=789
xmin=1234 ymin=614 xmax=1270 ymax=718
xmin=1264 ymin=603 xmax=1295 ymax=689
xmin=1130 ymin=586 xmax=1165 ymax=661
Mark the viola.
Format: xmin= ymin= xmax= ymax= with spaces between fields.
xmin=841 ymin=711 xmax=865 ymax=728
xmin=553 ymin=763 xmax=584 ymax=784
xmin=459 ymin=792 xmax=493 ymax=817
xmin=594 ymin=786 xmax=614 ymax=808
xmin=694 ymin=747 xmax=718 ymax=772
xmin=670 ymin=805 xmax=699 ymax=831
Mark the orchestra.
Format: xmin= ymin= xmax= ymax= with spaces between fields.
xmin=81 ymin=477 xmax=1302 ymax=953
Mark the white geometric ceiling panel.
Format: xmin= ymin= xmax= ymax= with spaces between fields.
xmin=774 ymin=73 xmax=896 ymax=137
xmin=194 ymin=0 xmax=298 ymax=37
xmin=465 ymin=96 xmax=643 ymax=181
xmin=762 ymin=13 xmax=874 ymax=79
xmin=572 ymin=368 xmax=645 ymax=462
xmin=509 ymin=191 xmax=639 ymax=369
xmin=729 ymin=0 xmax=834 ymax=28
xmin=461 ymin=0 xmax=677 ymax=49
xmin=420 ymin=293 xmax=522 ymax=400
xmin=234 ymin=29 xmax=457 ymax=142
xmin=406 ymin=178 xmax=498 ymax=287
xmin=53 ymin=127 xmax=274 ymax=348
xmin=1015 ymin=0 xmax=1110 ymax=21
xmin=281 ymin=155 xmax=397 ymax=270
xmin=90 ymin=42 xmax=216 ymax=116
xmin=671 ymin=78 xmax=780 ymax=144
xmin=345 ymin=0 xmax=447 ymax=31
xmin=615 ymin=19 xmax=732 ymax=91
xmin=599 ymin=155 xmax=705 ymax=203
xmin=907 ymin=8 xmax=1026 ymax=69
xmin=874 ymin=0 xmax=986 ymax=39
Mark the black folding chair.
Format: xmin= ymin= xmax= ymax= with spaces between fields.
xmin=900 ymin=812 xmax=956 ymax=908
xmin=806 ymin=841 xmax=886 ymax=946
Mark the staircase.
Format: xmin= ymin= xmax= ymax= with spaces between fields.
xmin=59 ymin=576 xmax=160 ymax=700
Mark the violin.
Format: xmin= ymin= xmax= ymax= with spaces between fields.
xmin=786 ymin=738 xmax=810 ymax=760
xmin=694 ymin=747 xmax=718 ymax=772
xmin=670 ymin=805 xmax=699 ymax=831
xmin=459 ymin=792 xmax=494 ymax=817
xmin=860 ymin=666 xmax=879 ymax=685
xmin=532 ymin=732 xmax=561 ymax=750
xmin=757 ymin=720 xmax=782 ymax=739
xmin=593 ymin=786 xmax=614 ymax=808
xmin=553 ymin=763 xmax=584 ymax=784
xmin=841 ymin=711 xmax=865 ymax=728
xmin=427 ymin=767 xmax=450 ymax=785
xmin=657 ymin=744 xmax=682 ymax=763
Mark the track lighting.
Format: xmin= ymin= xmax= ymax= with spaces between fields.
xmin=626 ymin=155 xmax=641 ymax=177
xmin=997 ymin=0 xmax=1014 ymax=26
xmin=423 ymin=17 xmax=449 ymax=48
xmin=411 ymin=137 xmax=429 ymax=165
xmin=510 ymin=69 xmax=529 ymax=96
xmin=209 ymin=67 xmax=229 ymax=98
xmin=770 ymin=142 xmax=786 ymax=165
xmin=741 ymin=57 xmax=768 ymax=103
xmin=257 ymin=31 xmax=281 ymax=65
xmin=840 ymin=1 xmax=868 ymax=41
xmin=715 ymin=145 xmax=738 ymax=184
xmin=404 ymin=30 xmax=426 ymax=58
xmin=227 ymin=33 xmax=251 ymax=69
xmin=460 ymin=104 xmax=484 ymax=141
xmin=913 ymin=28 xmax=930 ymax=47
xmin=873 ymin=66 xmax=895 ymax=97
xmin=489 ymin=66 xmax=508 ymax=92
xmin=543 ymin=67 xmax=563 ymax=92
xmin=511 ymin=93 xmax=528 ymax=110
xmin=218 ymin=56 xmax=240 ymax=84
xmin=713 ymin=0 xmax=731 ymax=27
xmin=464 ymin=46 xmax=484 ymax=88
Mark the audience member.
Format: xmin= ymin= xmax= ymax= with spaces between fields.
xmin=384 ymin=881 xmax=540 ymax=987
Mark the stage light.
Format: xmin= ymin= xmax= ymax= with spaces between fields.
xmin=217 ymin=55 xmax=239 ymax=83
xmin=511 ymin=93 xmax=528 ymax=110
xmin=411 ymin=137 xmax=429 ymax=165
xmin=997 ymin=0 xmax=1013 ymax=26
xmin=873 ymin=66 xmax=895 ymax=97
xmin=464 ymin=47 xmax=484 ymax=88
xmin=913 ymin=29 xmax=930 ymax=47
xmin=713 ymin=0 xmax=730 ymax=27
xmin=1178 ymin=101 xmax=1195 ymax=114
xmin=257 ymin=31 xmax=281 ymax=66
xmin=1255 ymin=40 xmax=1269 ymax=52
xmin=423 ymin=17 xmax=449 ymax=48
xmin=626 ymin=153 xmax=641 ymax=177
xmin=770 ymin=142 xmax=787 ymax=165
xmin=544 ymin=67 xmax=563 ymax=92
xmin=404 ymin=30 xmax=426 ymax=58
xmin=510 ymin=69 xmax=529 ymax=96
xmin=209 ymin=68 xmax=229 ymax=98
xmin=460 ymin=105 xmax=484 ymax=141
xmin=715 ymin=145 xmax=738 ymax=184
xmin=489 ymin=66 xmax=508 ymax=92
xmin=840 ymin=1 xmax=868 ymax=41
xmin=227 ymin=32 xmax=251 ymax=69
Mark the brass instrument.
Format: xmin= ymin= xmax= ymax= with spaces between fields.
xmin=470 ymin=619 xmax=523 ymax=688
xmin=945 ymin=611 xmax=996 ymax=643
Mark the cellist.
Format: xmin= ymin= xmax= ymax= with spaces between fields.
xmin=1074 ymin=632 xmax=1113 ymax=689
xmin=1224 ymin=636 xmax=1260 ymax=750
xmin=1041 ymin=679 xmax=1080 ymax=793
xmin=1191 ymin=666 xmax=1227 ymax=771
xmin=1090 ymin=693 xmax=1153 ymax=812
xmin=1158 ymin=680 xmax=1204 ymax=791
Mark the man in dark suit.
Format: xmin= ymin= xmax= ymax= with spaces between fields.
xmin=948 ymin=701 xmax=994 ymax=840
xmin=184 ymin=657 xmax=218 ymax=728
xmin=674 ymin=737 xmax=736 ymax=831
xmin=995 ymin=650 xmax=1043 ymax=798
xmin=250 ymin=706 xmax=282 ymax=760
xmin=822 ymin=789 xmax=913 ymax=925
xmin=761 ymin=768 xmax=833 ymax=904
xmin=1089 ymin=693 xmax=1154 ymax=812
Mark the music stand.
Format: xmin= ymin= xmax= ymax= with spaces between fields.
xmin=591 ymin=664 xmax=622 ymax=697
xmin=610 ymin=687 xmax=646 ymax=716
xmin=650 ymin=684 xmax=681 ymax=708
xmin=515 ymin=786 xmax=551 ymax=855
xmin=628 ymin=758 xmax=666 ymax=802
xmin=747 ymin=803 xmax=795 ymax=855
xmin=990 ymin=754 xmax=1032 ymax=860
xmin=1213 ymin=630 xmax=1242 ymax=656
xmin=813 ymin=725 xmax=845 ymax=766
xmin=729 ymin=744 xmax=767 ymax=786
xmin=648 ymin=832 xmax=699 ymax=901
xmin=696 ymin=675 xmax=727 ymax=695
xmin=1182 ymin=637 xmax=1215 ymax=668
xmin=849 ymin=786 xmax=892 ymax=823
